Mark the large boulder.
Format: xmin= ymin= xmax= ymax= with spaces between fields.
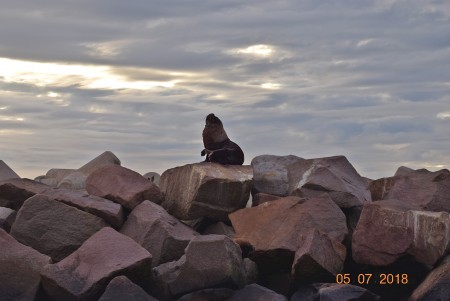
xmin=86 ymin=164 xmax=163 ymax=210
xmin=408 ymin=255 xmax=450 ymax=301
xmin=0 ymin=229 xmax=52 ymax=301
xmin=288 ymin=156 xmax=372 ymax=208
xmin=352 ymin=199 xmax=450 ymax=266
xmin=152 ymin=235 xmax=249 ymax=300
xmin=369 ymin=167 xmax=450 ymax=213
xmin=99 ymin=276 xmax=158 ymax=301
xmin=160 ymin=163 xmax=253 ymax=221
xmin=291 ymin=283 xmax=380 ymax=301
xmin=292 ymin=229 xmax=346 ymax=284
xmin=120 ymin=200 xmax=198 ymax=267
xmin=41 ymin=227 xmax=152 ymax=301
xmin=0 ymin=160 xmax=20 ymax=181
xmin=176 ymin=288 xmax=235 ymax=301
xmin=251 ymin=155 xmax=304 ymax=196
xmin=229 ymin=195 xmax=348 ymax=272
xmin=227 ymin=284 xmax=288 ymax=301
xmin=0 ymin=178 xmax=49 ymax=210
xmin=44 ymin=188 xmax=124 ymax=229
xmin=10 ymin=194 xmax=108 ymax=262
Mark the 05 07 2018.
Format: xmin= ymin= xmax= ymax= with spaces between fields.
xmin=335 ymin=273 xmax=409 ymax=285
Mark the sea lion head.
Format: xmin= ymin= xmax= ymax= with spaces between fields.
xmin=202 ymin=113 xmax=229 ymax=148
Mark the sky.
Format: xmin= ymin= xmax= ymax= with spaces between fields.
xmin=1 ymin=0 xmax=449 ymax=180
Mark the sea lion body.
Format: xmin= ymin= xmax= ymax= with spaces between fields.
xmin=201 ymin=113 xmax=244 ymax=165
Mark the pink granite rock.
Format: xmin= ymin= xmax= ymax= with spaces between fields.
xmin=41 ymin=227 xmax=152 ymax=301
xmin=86 ymin=164 xmax=163 ymax=210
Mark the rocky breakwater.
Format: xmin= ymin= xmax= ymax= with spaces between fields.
xmin=0 ymin=153 xmax=449 ymax=301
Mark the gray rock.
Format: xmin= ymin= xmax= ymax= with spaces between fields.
xmin=291 ymin=283 xmax=380 ymax=301
xmin=201 ymin=221 xmax=235 ymax=238
xmin=57 ymin=171 xmax=87 ymax=190
xmin=0 ymin=229 xmax=52 ymax=301
xmin=160 ymin=163 xmax=253 ymax=221
xmin=0 ymin=160 xmax=20 ymax=182
xmin=11 ymin=194 xmax=108 ymax=261
xmin=99 ymin=276 xmax=158 ymax=301
xmin=251 ymin=155 xmax=304 ymax=197
xmin=177 ymin=288 xmax=234 ymax=301
xmin=0 ymin=207 xmax=16 ymax=232
xmin=41 ymin=227 xmax=152 ymax=301
xmin=152 ymin=235 xmax=246 ymax=300
xmin=120 ymin=200 xmax=198 ymax=267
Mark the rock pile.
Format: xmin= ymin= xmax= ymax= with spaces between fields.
xmin=1 ymin=152 xmax=449 ymax=301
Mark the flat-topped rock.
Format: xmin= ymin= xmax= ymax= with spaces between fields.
xmin=0 ymin=229 xmax=52 ymax=301
xmin=87 ymin=164 xmax=163 ymax=210
xmin=11 ymin=194 xmax=108 ymax=262
xmin=41 ymin=227 xmax=152 ymax=301
xmin=0 ymin=178 xmax=49 ymax=210
xmin=160 ymin=163 xmax=253 ymax=221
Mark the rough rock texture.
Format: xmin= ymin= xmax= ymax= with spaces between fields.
xmin=99 ymin=276 xmax=158 ymax=301
xmin=160 ymin=163 xmax=253 ymax=221
xmin=46 ymin=168 xmax=77 ymax=183
xmin=292 ymin=229 xmax=346 ymax=283
xmin=176 ymin=288 xmax=235 ymax=301
xmin=11 ymin=194 xmax=108 ymax=262
xmin=288 ymin=156 xmax=372 ymax=208
xmin=230 ymin=195 xmax=348 ymax=272
xmin=353 ymin=199 xmax=450 ymax=266
xmin=0 ymin=178 xmax=49 ymax=210
xmin=251 ymin=155 xmax=305 ymax=196
xmin=369 ymin=167 xmax=450 ymax=213
xmin=227 ymin=284 xmax=288 ymax=301
xmin=152 ymin=235 xmax=248 ymax=300
xmin=78 ymin=151 xmax=121 ymax=175
xmin=408 ymin=255 xmax=450 ymax=301
xmin=86 ymin=164 xmax=163 ymax=210
xmin=44 ymin=188 xmax=124 ymax=229
xmin=41 ymin=227 xmax=152 ymax=301
xmin=57 ymin=171 xmax=87 ymax=190
xmin=0 ymin=160 xmax=20 ymax=181
xmin=0 ymin=206 xmax=16 ymax=231
xmin=120 ymin=200 xmax=198 ymax=267
xmin=291 ymin=283 xmax=380 ymax=301
xmin=252 ymin=193 xmax=280 ymax=207
xmin=0 ymin=229 xmax=52 ymax=301
xmin=201 ymin=221 xmax=235 ymax=238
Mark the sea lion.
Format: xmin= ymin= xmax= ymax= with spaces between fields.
xmin=201 ymin=113 xmax=244 ymax=165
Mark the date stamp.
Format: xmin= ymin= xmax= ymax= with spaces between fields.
xmin=336 ymin=273 xmax=409 ymax=285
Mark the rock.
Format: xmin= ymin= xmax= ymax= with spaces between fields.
xmin=353 ymin=199 xmax=450 ymax=266
xmin=229 ymin=195 xmax=348 ymax=272
xmin=46 ymin=168 xmax=77 ymax=182
xmin=152 ymin=235 xmax=246 ymax=300
xmin=86 ymin=164 xmax=163 ymax=210
xmin=177 ymin=288 xmax=235 ymax=301
xmin=288 ymin=156 xmax=372 ymax=208
xmin=369 ymin=167 xmax=450 ymax=213
xmin=44 ymin=188 xmax=124 ymax=229
xmin=352 ymin=199 xmax=417 ymax=266
xmin=160 ymin=163 xmax=253 ymax=221
xmin=408 ymin=255 xmax=450 ymax=301
xmin=291 ymin=283 xmax=380 ymax=301
xmin=57 ymin=171 xmax=87 ymax=190
xmin=227 ymin=284 xmax=288 ymax=301
xmin=201 ymin=221 xmax=235 ymax=238
xmin=0 ymin=207 xmax=16 ymax=232
xmin=0 ymin=160 xmax=20 ymax=181
xmin=252 ymin=193 xmax=280 ymax=207
xmin=99 ymin=276 xmax=158 ymax=301
xmin=41 ymin=227 xmax=152 ymax=301
xmin=0 ymin=178 xmax=49 ymax=210
xmin=35 ymin=176 xmax=59 ymax=187
xmin=143 ymin=172 xmax=161 ymax=186
xmin=292 ymin=229 xmax=346 ymax=284
xmin=11 ymin=194 xmax=108 ymax=262
xmin=78 ymin=150 xmax=121 ymax=175
xmin=0 ymin=229 xmax=52 ymax=301
xmin=120 ymin=200 xmax=198 ymax=267
xmin=251 ymin=155 xmax=304 ymax=196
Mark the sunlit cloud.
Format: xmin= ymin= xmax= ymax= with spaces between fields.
xmin=82 ymin=40 xmax=128 ymax=58
xmin=232 ymin=44 xmax=274 ymax=57
xmin=0 ymin=57 xmax=178 ymax=91
xmin=0 ymin=129 xmax=33 ymax=136
xmin=436 ymin=112 xmax=450 ymax=119
xmin=261 ymin=82 xmax=281 ymax=90
xmin=356 ymin=38 xmax=376 ymax=48
xmin=374 ymin=143 xmax=410 ymax=151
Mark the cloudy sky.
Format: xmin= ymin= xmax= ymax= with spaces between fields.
xmin=1 ymin=0 xmax=449 ymax=180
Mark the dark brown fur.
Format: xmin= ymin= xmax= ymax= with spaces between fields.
xmin=201 ymin=113 xmax=244 ymax=165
